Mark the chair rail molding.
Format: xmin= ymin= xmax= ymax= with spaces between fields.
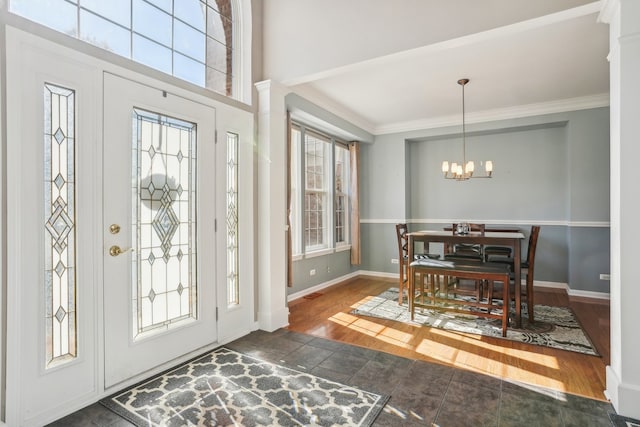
xmin=360 ymin=218 xmax=611 ymax=227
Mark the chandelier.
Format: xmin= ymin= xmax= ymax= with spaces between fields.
xmin=442 ymin=78 xmax=493 ymax=180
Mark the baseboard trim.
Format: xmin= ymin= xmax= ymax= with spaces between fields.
xmin=287 ymin=271 xmax=610 ymax=302
xmin=356 ymin=270 xmax=398 ymax=279
xmin=567 ymin=288 xmax=610 ymax=300
xmin=606 ymin=365 xmax=640 ymax=420
xmin=257 ymin=306 xmax=290 ymax=332
xmin=287 ymin=271 xmax=361 ymax=302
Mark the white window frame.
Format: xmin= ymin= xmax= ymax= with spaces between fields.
xmin=334 ymin=142 xmax=350 ymax=250
xmin=290 ymin=122 xmax=351 ymax=257
xmin=7 ymin=0 xmax=240 ymax=99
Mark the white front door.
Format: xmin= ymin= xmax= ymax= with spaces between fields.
xmin=103 ymin=73 xmax=218 ymax=388
xmin=5 ymin=28 xmax=249 ymax=426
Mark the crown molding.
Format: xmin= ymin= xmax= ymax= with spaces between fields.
xmin=598 ymin=0 xmax=619 ymax=24
xmin=288 ymin=85 xmax=376 ymax=135
xmin=374 ymin=93 xmax=610 ymax=135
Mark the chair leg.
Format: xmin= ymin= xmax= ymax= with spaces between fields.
xmin=526 ymin=270 xmax=534 ymax=323
xmin=398 ymin=262 xmax=405 ymax=305
xmin=487 ymin=280 xmax=494 ymax=307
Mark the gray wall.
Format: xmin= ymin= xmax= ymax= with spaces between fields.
xmin=290 ymin=251 xmax=359 ymax=295
xmin=288 ymin=103 xmax=610 ymax=295
xmin=360 ymin=107 xmax=610 ymax=294
xmin=285 ymin=94 xmax=373 ymax=297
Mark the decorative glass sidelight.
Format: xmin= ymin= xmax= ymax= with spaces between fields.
xmin=226 ymin=132 xmax=239 ymax=305
xmin=132 ymin=109 xmax=197 ymax=337
xmin=44 ymin=83 xmax=77 ymax=368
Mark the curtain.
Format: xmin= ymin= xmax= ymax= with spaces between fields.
xmin=349 ymin=142 xmax=361 ymax=265
xmin=286 ymin=111 xmax=293 ymax=286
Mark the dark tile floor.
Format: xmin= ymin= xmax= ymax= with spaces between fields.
xmin=48 ymin=329 xmax=618 ymax=427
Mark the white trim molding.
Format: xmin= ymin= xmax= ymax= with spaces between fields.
xmin=286 ymin=272 xmax=611 ymax=302
xmin=287 ymin=271 xmax=361 ymax=302
xmin=360 ymin=218 xmax=611 ymax=227
xmin=375 ymin=93 xmax=610 ymax=135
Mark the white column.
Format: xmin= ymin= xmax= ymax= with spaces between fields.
xmin=600 ymin=0 xmax=640 ymax=419
xmin=255 ymin=80 xmax=290 ymax=331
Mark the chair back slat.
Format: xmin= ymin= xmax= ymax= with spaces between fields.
xmin=526 ymin=225 xmax=541 ymax=271
xmin=395 ymin=223 xmax=409 ymax=260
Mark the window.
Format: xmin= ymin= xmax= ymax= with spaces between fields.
xmin=290 ymin=123 xmax=350 ymax=256
xmin=44 ymin=83 xmax=77 ymax=368
xmin=132 ymin=109 xmax=197 ymax=336
xmin=9 ymin=0 xmax=236 ymax=98
xmin=335 ymin=143 xmax=350 ymax=247
xmin=226 ymin=132 xmax=239 ymax=305
xmin=304 ymin=131 xmax=330 ymax=251
xmin=290 ymin=127 xmax=302 ymax=255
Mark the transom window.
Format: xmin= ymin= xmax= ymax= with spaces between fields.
xmin=9 ymin=0 xmax=236 ymax=98
xmin=290 ymin=123 xmax=351 ymax=256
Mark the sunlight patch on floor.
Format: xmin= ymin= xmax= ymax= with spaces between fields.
xmin=329 ymin=295 xmax=572 ymax=396
xmin=329 ymin=311 xmax=417 ymax=348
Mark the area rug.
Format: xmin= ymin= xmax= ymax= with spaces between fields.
xmin=610 ymin=413 xmax=640 ymax=427
xmin=351 ymin=287 xmax=598 ymax=356
xmin=100 ymin=347 xmax=388 ymax=426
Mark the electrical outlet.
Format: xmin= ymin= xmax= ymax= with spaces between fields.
xmin=310 ymin=269 xmax=316 ymax=276
xmin=599 ymin=273 xmax=610 ymax=280
xmin=391 ymin=259 xmax=399 ymax=264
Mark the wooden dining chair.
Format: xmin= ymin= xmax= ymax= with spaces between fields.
xmin=488 ymin=225 xmax=541 ymax=323
xmin=395 ymin=223 xmax=440 ymax=304
xmin=441 ymin=223 xmax=487 ymax=300
xmin=445 ymin=223 xmax=486 ymax=260
xmin=483 ymin=245 xmax=512 ymax=261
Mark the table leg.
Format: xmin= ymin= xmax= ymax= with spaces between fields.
xmin=502 ymin=274 xmax=510 ymax=337
xmin=514 ymin=239 xmax=522 ymax=328
xmin=409 ymin=266 xmax=415 ymax=320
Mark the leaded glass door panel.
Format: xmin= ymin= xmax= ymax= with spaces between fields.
xmin=103 ymin=73 xmax=217 ymax=388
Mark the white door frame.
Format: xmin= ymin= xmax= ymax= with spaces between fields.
xmin=3 ymin=26 xmax=256 ymax=426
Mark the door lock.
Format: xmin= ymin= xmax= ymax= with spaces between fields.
xmin=109 ymin=224 xmax=121 ymax=234
xmin=109 ymin=245 xmax=133 ymax=257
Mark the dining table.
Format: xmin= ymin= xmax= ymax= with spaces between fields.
xmin=408 ymin=229 xmax=526 ymax=327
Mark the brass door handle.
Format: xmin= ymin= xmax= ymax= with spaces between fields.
xmin=109 ymin=245 xmax=133 ymax=257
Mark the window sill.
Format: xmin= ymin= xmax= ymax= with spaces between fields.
xmin=335 ymin=244 xmax=352 ymax=253
xmin=304 ymin=248 xmax=334 ymax=258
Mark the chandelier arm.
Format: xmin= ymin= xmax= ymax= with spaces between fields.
xmin=462 ymin=80 xmax=466 ymax=168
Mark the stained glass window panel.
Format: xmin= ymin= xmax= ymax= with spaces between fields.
xmin=132 ymin=109 xmax=197 ymax=337
xmin=44 ymin=83 xmax=77 ymax=369
xmin=227 ymin=132 xmax=239 ymax=305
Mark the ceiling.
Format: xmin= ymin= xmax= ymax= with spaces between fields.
xmin=267 ymin=1 xmax=610 ymax=136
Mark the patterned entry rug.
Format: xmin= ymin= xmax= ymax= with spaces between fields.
xmin=101 ymin=347 xmax=389 ymax=426
xmin=351 ymin=287 xmax=598 ymax=356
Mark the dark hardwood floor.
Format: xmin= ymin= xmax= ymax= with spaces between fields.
xmin=287 ymin=275 xmax=610 ymax=402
